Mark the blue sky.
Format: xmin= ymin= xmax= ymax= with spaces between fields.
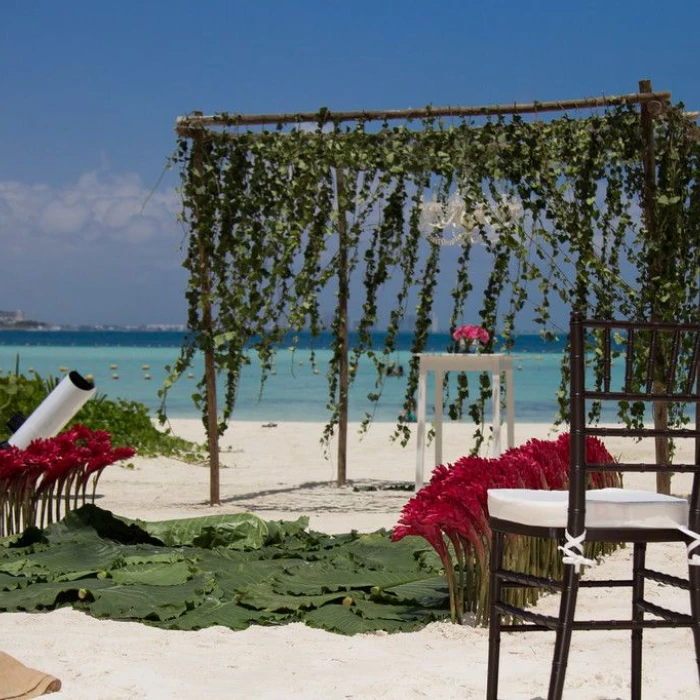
xmin=1 ymin=0 xmax=698 ymax=327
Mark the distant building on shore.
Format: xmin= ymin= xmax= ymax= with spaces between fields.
xmin=0 ymin=310 xmax=24 ymax=325
xmin=0 ymin=310 xmax=47 ymax=329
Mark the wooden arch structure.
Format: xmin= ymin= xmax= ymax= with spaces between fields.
xmin=174 ymin=79 xmax=691 ymax=506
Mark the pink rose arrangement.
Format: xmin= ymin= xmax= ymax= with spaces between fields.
xmin=452 ymin=324 xmax=490 ymax=346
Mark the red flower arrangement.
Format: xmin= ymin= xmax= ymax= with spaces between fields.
xmin=393 ymin=433 xmax=620 ymax=624
xmin=0 ymin=424 xmax=135 ymax=537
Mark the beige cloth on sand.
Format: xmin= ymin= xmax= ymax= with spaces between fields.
xmin=0 ymin=652 xmax=61 ymax=699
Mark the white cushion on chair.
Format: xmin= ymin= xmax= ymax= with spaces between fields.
xmin=488 ymin=487 xmax=688 ymax=529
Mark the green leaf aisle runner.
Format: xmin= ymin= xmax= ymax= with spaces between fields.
xmin=0 ymin=505 xmax=449 ymax=635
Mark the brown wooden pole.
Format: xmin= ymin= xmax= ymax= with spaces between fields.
xmin=639 ymin=78 xmax=671 ymax=495
xmin=192 ymin=130 xmax=221 ymax=505
xmin=334 ymin=167 xmax=349 ymax=487
xmin=176 ymin=90 xmax=672 ymax=132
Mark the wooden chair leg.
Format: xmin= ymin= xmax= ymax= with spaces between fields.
xmin=689 ymin=562 xmax=700 ymax=686
xmin=631 ymin=542 xmax=647 ymax=700
xmin=548 ymin=564 xmax=580 ymax=700
xmin=486 ymin=529 xmax=505 ymax=700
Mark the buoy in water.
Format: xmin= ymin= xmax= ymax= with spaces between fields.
xmin=59 ymin=366 xmax=68 ymax=373
xmin=109 ymin=364 xmax=118 ymax=370
xmin=143 ymin=373 xmax=152 ymax=380
xmin=111 ymin=373 xmax=119 ymax=380
xmin=141 ymin=364 xmax=150 ymax=370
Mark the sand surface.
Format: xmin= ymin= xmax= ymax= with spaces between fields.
xmin=1 ymin=420 xmax=698 ymax=699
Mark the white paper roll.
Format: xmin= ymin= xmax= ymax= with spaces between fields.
xmin=8 ymin=371 xmax=96 ymax=449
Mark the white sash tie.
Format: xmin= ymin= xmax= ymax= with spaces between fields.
xmin=558 ymin=529 xmax=595 ymax=573
xmin=559 ymin=525 xmax=700 ymax=569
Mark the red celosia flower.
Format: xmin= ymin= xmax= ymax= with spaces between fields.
xmin=392 ymin=433 xmax=616 ymax=623
xmin=0 ymin=424 xmax=135 ymax=537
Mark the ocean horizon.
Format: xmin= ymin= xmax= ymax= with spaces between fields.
xmin=0 ymin=329 xmax=568 ymax=424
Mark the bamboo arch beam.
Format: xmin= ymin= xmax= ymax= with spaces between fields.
xmin=176 ymin=90 xmax=672 ymax=134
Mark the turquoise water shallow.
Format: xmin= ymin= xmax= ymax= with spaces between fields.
xmin=0 ymin=330 xmax=567 ymax=423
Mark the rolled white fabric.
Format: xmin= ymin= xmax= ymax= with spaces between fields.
xmin=8 ymin=371 xmax=96 ymax=449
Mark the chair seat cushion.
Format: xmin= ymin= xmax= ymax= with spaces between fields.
xmin=487 ymin=487 xmax=688 ymax=529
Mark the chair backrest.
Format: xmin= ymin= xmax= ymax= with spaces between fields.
xmin=569 ymin=311 xmax=700 ymax=535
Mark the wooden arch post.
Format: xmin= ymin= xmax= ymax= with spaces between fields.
xmin=639 ymin=77 xmax=671 ymax=495
xmin=334 ymin=167 xmax=349 ymax=486
xmin=191 ymin=128 xmax=221 ymax=505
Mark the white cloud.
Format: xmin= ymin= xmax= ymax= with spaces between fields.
xmin=101 ymin=199 xmax=142 ymax=229
xmin=39 ymin=199 xmax=91 ymax=234
xmin=0 ymin=168 xmax=188 ymax=326
xmin=123 ymin=215 xmax=160 ymax=243
xmin=0 ymin=168 xmax=180 ymax=253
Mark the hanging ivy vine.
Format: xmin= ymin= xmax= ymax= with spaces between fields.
xmin=162 ymin=102 xmax=700 ymax=467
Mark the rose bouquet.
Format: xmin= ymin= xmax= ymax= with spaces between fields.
xmin=452 ymin=324 xmax=490 ymax=352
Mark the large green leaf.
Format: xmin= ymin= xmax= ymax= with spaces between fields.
xmin=89 ymin=574 xmax=215 ymax=621
xmin=109 ymin=561 xmax=196 ymax=586
xmin=278 ymin=559 xmax=434 ymax=596
xmin=237 ymin=583 xmax=348 ymax=612
xmin=0 ymin=571 xmax=24 ymax=591
xmin=45 ymin=505 xmax=160 ymax=546
xmin=303 ymin=603 xmax=424 ymax=634
xmin=153 ymin=598 xmax=283 ymax=631
xmin=350 ymin=598 xmax=446 ymax=623
xmin=382 ymin=576 xmax=450 ymax=607
xmin=0 ymin=540 xmax=122 ymax=579
xmin=135 ymin=512 xmax=308 ymax=548
xmin=120 ymin=550 xmax=189 ymax=566
xmin=211 ymin=558 xmax=287 ymax=590
xmin=0 ymin=578 xmax=113 ymax=611
xmin=0 ymin=557 xmax=33 ymax=575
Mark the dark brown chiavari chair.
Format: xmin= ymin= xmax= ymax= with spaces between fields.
xmin=486 ymin=312 xmax=700 ymax=699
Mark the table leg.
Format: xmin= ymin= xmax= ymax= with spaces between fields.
xmin=434 ymin=369 xmax=443 ymax=468
xmin=505 ymin=364 xmax=514 ymax=449
xmin=415 ymin=366 xmax=427 ymax=491
xmin=492 ymin=370 xmax=501 ymax=456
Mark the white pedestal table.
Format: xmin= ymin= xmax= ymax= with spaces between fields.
xmin=414 ymin=353 xmax=515 ymax=490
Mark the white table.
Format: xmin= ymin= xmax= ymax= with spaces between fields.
xmin=414 ymin=353 xmax=515 ymax=490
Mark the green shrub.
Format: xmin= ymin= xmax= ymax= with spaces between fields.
xmin=0 ymin=371 xmax=203 ymax=462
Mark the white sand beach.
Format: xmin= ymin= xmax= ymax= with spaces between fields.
xmin=1 ymin=419 xmax=698 ymax=699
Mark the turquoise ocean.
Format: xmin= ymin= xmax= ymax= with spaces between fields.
xmin=0 ymin=330 xmax=568 ymax=424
